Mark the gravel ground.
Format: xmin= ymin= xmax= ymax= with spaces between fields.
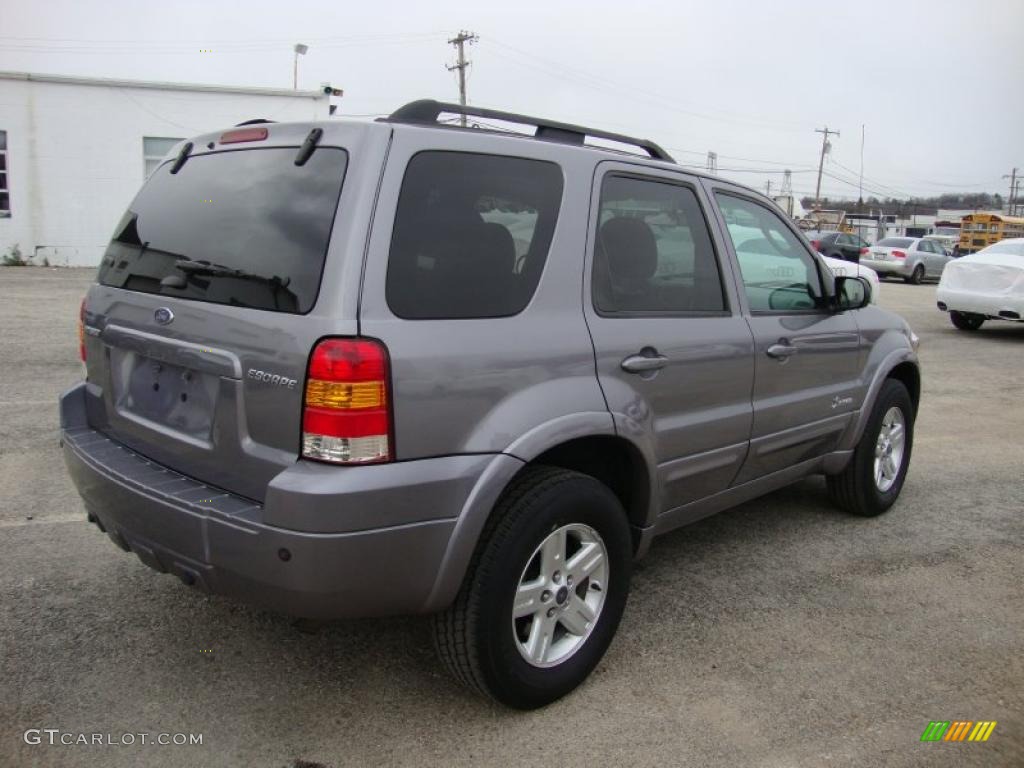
xmin=0 ymin=267 xmax=1021 ymax=768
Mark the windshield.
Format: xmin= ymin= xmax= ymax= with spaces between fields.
xmin=876 ymin=238 xmax=913 ymax=248
xmin=97 ymin=147 xmax=348 ymax=313
xmin=982 ymin=241 xmax=1024 ymax=256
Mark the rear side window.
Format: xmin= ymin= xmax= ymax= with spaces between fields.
xmin=98 ymin=147 xmax=348 ymax=314
xmin=593 ymin=175 xmax=726 ymax=313
xmin=386 ymin=151 xmax=563 ymax=319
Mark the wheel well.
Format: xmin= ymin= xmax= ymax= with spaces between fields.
xmin=888 ymin=362 xmax=921 ymax=416
xmin=529 ymin=436 xmax=650 ymax=547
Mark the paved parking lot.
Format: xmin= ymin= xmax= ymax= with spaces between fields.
xmin=1 ymin=267 xmax=1021 ymax=768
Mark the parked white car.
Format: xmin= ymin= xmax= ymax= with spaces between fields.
xmin=936 ymin=238 xmax=1024 ymax=330
xmin=861 ymin=237 xmax=951 ymax=285
xmin=821 ymin=253 xmax=880 ymax=303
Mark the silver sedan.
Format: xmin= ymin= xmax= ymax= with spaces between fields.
xmin=860 ymin=237 xmax=952 ymax=284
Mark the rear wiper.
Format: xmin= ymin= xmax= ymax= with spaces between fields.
xmin=160 ymin=260 xmax=291 ymax=289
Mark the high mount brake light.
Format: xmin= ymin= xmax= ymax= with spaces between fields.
xmin=220 ymin=127 xmax=269 ymax=144
xmin=301 ymin=338 xmax=392 ymax=464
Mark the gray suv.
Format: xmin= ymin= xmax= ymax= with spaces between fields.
xmin=61 ymin=100 xmax=920 ymax=709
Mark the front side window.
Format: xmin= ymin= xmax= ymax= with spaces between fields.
xmin=0 ymin=130 xmax=9 ymax=217
xmin=715 ymin=192 xmax=824 ymax=312
xmin=143 ymin=136 xmax=185 ymax=178
xmin=386 ymin=151 xmax=563 ymax=319
xmin=593 ymin=175 xmax=725 ymax=313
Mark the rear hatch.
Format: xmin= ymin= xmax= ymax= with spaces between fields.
xmin=81 ymin=123 xmax=382 ymax=501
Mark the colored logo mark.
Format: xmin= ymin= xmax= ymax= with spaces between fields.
xmin=920 ymin=721 xmax=997 ymax=742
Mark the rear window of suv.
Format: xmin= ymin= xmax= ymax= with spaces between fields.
xmin=386 ymin=151 xmax=563 ymax=319
xmin=98 ymin=147 xmax=348 ymax=314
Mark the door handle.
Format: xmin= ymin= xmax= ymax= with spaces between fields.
xmin=621 ymin=353 xmax=669 ymax=373
xmin=766 ymin=342 xmax=798 ymax=360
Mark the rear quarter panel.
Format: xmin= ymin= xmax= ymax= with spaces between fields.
xmin=357 ymin=125 xmax=610 ymax=460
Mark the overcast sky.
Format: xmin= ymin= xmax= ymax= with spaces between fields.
xmin=2 ymin=0 xmax=1022 ymax=201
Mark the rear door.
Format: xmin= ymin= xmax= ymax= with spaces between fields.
xmin=836 ymin=233 xmax=857 ymax=261
xmin=584 ymin=163 xmax=755 ymax=512
xmin=920 ymin=240 xmax=947 ymax=276
xmin=82 ymin=123 xmax=388 ymax=501
xmin=705 ymin=184 xmax=863 ymax=483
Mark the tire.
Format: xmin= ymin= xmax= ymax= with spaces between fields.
xmin=432 ymin=465 xmax=632 ymax=709
xmin=950 ymin=310 xmax=985 ymax=331
xmin=905 ymin=264 xmax=925 ymax=285
xmin=827 ymin=379 xmax=914 ymax=517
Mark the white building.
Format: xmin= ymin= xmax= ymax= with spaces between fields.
xmin=0 ymin=71 xmax=335 ymax=266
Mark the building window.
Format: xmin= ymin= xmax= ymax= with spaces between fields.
xmin=143 ymin=137 xmax=184 ymax=178
xmin=0 ymin=130 xmax=9 ymax=217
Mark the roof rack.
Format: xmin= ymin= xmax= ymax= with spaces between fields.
xmin=384 ymin=99 xmax=674 ymax=163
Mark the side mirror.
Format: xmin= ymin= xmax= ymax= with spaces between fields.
xmin=834 ymin=275 xmax=871 ymax=311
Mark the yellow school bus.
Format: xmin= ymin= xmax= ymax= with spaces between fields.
xmin=959 ymin=213 xmax=1024 ymax=254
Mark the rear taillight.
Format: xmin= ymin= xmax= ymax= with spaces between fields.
xmin=77 ymin=298 xmax=87 ymax=362
xmin=301 ymin=338 xmax=392 ymax=464
xmin=859 ymin=247 xmax=869 ymax=255
xmin=810 ymin=240 xmax=821 ymax=251
xmin=892 ymin=250 xmax=906 ymax=259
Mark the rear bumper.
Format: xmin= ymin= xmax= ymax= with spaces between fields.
xmin=860 ymin=258 xmax=911 ymax=277
xmin=935 ymin=288 xmax=1024 ymax=320
xmin=60 ymin=382 xmax=501 ymax=619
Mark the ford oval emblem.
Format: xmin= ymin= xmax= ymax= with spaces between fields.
xmin=154 ymin=307 xmax=174 ymax=325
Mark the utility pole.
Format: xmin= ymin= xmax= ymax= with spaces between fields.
xmin=1004 ymin=168 xmax=1018 ymax=215
xmin=858 ymin=124 xmax=865 ymax=206
xmin=447 ymin=30 xmax=478 ymax=126
xmin=706 ymin=151 xmax=718 ymax=175
xmin=814 ymin=126 xmax=840 ymax=208
xmin=293 ymin=43 xmax=309 ymax=90
xmin=765 ymin=180 xmax=773 ymax=197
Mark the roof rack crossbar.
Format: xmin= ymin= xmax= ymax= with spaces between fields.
xmin=385 ymin=99 xmax=674 ymax=162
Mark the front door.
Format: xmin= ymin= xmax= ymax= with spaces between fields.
xmin=584 ymin=164 xmax=755 ymax=513
xmin=707 ymin=186 xmax=864 ymax=483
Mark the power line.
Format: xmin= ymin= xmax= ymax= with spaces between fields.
xmin=0 ymin=32 xmax=446 ymax=55
xmin=482 ymin=39 xmax=806 ymax=133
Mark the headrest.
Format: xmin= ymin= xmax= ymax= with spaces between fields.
xmin=598 ymin=217 xmax=658 ymax=281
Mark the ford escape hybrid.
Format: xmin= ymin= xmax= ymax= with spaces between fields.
xmin=61 ymin=100 xmax=921 ymax=709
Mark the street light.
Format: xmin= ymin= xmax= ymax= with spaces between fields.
xmin=293 ymin=43 xmax=309 ymax=90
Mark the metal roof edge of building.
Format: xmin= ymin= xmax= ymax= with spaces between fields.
xmin=0 ymin=70 xmax=328 ymax=99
